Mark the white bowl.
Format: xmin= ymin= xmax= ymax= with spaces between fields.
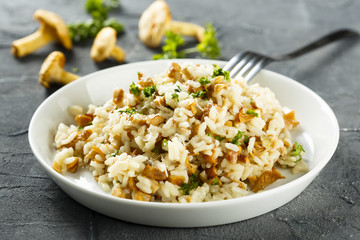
xmin=28 ymin=59 xmax=339 ymax=227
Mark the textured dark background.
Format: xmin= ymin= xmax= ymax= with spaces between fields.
xmin=1 ymin=0 xmax=360 ymax=239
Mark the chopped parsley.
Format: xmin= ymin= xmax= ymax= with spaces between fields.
xmin=151 ymin=145 xmax=161 ymax=154
xmin=212 ymin=65 xmax=230 ymax=81
xmin=211 ymin=177 xmax=220 ymax=185
xmin=213 ymin=135 xmax=226 ymax=141
xmin=129 ymin=82 xmax=140 ymax=96
xmin=108 ymin=149 xmax=119 ymax=158
xmin=143 ymin=85 xmax=156 ymax=97
xmin=191 ymin=90 xmax=208 ymax=99
xmin=246 ymin=109 xmax=259 ymax=117
xmin=231 ymin=131 xmax=245 ymax=146
xmin=291 ymin=142 xmax=305 ymax=161
xmin=172 ymin=93 xmax=179 ymax=102
xmin=175 ymin=85 xmax=182 ymax=92
xmin=72 ymin=67 xmax=79 ymax=73
xmin=198 ymin=77 xmax=210 ymax=86
xmin=118 ymin=108 xmax=138 ymax=115
xmin=179 ymin=173 xmax=203 ymax=195
xmin=243 ymin=135 xmax=250 ymax=145
xmin=162 ymin=139 xmax=168 ymax=148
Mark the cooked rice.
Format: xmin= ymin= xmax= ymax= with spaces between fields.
xmin=52 ymin=62 xmax=307 ymax=203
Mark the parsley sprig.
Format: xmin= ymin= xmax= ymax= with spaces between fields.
xmin=153 ymin=23 xmax=221 ymax=60
xmin=68 ymin=0 xmax=124 ymax=42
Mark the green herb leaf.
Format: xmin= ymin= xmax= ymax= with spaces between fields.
xmin=213 ymin=135 xmax=226 ymax=141
xmin=198 ymin=77 xmax=211 ymax=86
xmin=129 ymin=82 xmax=140 ymax=96
xmin=151 ymin=146 xmax=161 ymax=154
xmin=246 ymin=109 xmax=259 ymax=117
xmin=68 ymin=0 xmax=124 ymax=42
xmin=162 ymin=139 xmax=168 ymax=148
xmin=231 ymin=131 xmax=244 ymax=146
xmin=153 ymin=31 xmax=185 ymax=60
xmin=191 ymin=90 xmax=208 ymax=99
xmin=197 ymin=23 xmax=221 ymax=59
xmin=175 ymin=86 xmax=181 ymax=92
xmin=291 ymin=142 xmax=305 ymax=160
xmin=179 ymin=173 xmax=203 ymax=195
xmin=172 ymin=93 xmax=179 ymax=102
xmin=211 ymin=177 xmax=220 ymax=185
xmin=212 ymin=65 xmax=230 ymax=81
xmin=143 ymin=85 xmax=156 ymax=97
xmin=108 ymin=149 xmax=119 ymax=158
xmin=118 ymin=108 xmax=138 ymax=115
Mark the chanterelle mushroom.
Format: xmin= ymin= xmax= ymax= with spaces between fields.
xmin=11 ymin=9 xmax=72 ymax=58
xmin=138 ymin=0 xmax=205 ymax=47
xmin=39 ymin=51 xmax=79 ymax=88
xmin=90 ymin=27 xmax=125 ymax=62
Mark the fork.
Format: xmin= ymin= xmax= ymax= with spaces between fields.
xmin=223 ymin=29 xmax=359 ymax=82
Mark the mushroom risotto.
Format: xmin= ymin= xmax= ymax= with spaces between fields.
xmin=52 ymin=62 xmax=307 ymax=203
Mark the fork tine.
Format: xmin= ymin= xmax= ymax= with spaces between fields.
xmin=237 ymin=54 xmax=262 ymax=77
xmin=244 ymin=58 xmax=269 ymax=82
xmin=223 ymin=52 xmax=246 ymax=72
xmin=229 ymin=53 xmax=253 ymax=78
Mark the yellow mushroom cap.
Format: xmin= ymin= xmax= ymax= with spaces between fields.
xmin=138 ymin=0 xmax=172 ymax=48
xmin=39 ymin=51 xmax=79 ymax=88
xmin=90 ymin=27 xmax=117 ymax=62
xmin=34 ymin=9 xmax=72 ymax=50
xmin=39 ymin=51 xmax=66 ymax=88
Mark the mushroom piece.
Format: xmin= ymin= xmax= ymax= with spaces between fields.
xmin=90 ymin=27 xmax=126 ymax=62
xmin=39 ymin=51 xmax=79 ymax=88
xmin=11 ymin=9 xmax=72 ymax=58
xmin=138 ymin=0 xmax=205 ymax=47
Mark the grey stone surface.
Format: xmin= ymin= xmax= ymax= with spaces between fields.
xmin=0 ymin=0 xmax=359 ymax=239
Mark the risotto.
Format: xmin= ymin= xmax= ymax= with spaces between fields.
xmin=52 ymin=62 xmax=307 ymax=203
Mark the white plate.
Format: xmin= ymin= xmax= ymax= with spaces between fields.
xmin=28 ymin=59 xmax=339 ymax=227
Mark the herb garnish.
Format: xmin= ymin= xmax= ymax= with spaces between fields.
xmin=291 ymin=142 xmax=305 ymax=161
xmin=212 ymin=65 xmax=230 ymax=81
xmin=129 ymin=82 xmax=140 ymax=96
xmin=179 ymin=173 xmax=203 ymax=195
xmin=153 ymin=31 xmax=185 ymax=60
xmin=162 ymin=139 xmax=168 ymax=148
xmin=108 ymin=149 xmax=119 ymax=158
xmin=68 ymin=0 xmax=124 ymax=42
xmin=211 ymin=177 xmax=220 ymax=185
xmin=213 ymin=135 xmax=226 ymax=141
xmin=153 ymin=23 xmax=221 ymax=60
xmin=246 ymin=109 xmax=259 ymax=117
xmin=191 ymin=90 xmax=208 ymax=99
xmin=231 ymin=131 xmax=245 ymax=146
xmin=118 ymin=108 xmax=138 ymax=115
xmin=143 ymin=85 xmax=156 ymax=97
xmin=172 ymin=93 xmax=179 ymax=102
xmin=198 ymin=77 xmax=210 ymax=86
